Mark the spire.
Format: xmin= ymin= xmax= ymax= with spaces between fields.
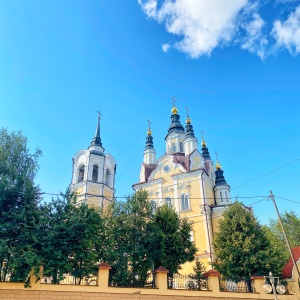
xmin=185 ymin=107 xmax=195 ymax=138
xmin=143 ymin=119 xmax=156 ymax=165
xmin=166 ymin=97 xmax=184 ymax=138
xmin=215 ymin=154 xmax=227 ymax=186
xmin=201 ymin=132 xmax=211 ymax=160
xmin=91 ymin=111 xmax=103 ymax=147
xmin=145 ymin=119 xmax=154 ymax=150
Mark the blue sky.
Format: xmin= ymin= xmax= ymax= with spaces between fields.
xmin=1 ymin=0 xmax=300 ymax=224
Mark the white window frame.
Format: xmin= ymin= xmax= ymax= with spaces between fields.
xmin=180 ymin=194 xmax=190 ymax=211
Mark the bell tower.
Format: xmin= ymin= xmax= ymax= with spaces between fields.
xmin=70 ymin=112 xmax=116 ymax=209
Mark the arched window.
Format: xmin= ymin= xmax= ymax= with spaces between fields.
xmin=225 ymin=191 xmax=228 ymax=202
xmin=172 ymin=143 xmax=176 ymax=153
xmin=150 ymin=200 xmax=157 ymax=215
xmin=105 ymin=169 xmax=111 ymax=187
xmin=220 ymin=191 xmax=223 ymax=202
xmin=78 ymin=165 xmax=85 ymax=183
xmin=179 ymin=142 xmax=183 ymax=152
xmin=180 ymin=194 xmax=190 ymax=211
xmin=92 ymin=165 xmax=98 ymax=182
xmin=164 ymin=197 xmax=172 ymax=208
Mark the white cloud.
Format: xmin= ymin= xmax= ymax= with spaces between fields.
xmin=272 ymin=5 xmax=300 ymax=54
xmin=138 ymin=0 xmax=250 ymax=58
xmin=138 ymin=0 xmax=157 ymax=18
xmin=240 ymin=11 xmax=268 ymax=59
xmin=162 ymin=43 xmax=170 ymax=52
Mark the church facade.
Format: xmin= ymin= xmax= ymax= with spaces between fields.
xmin=132 ymin=104 xmax=232 ymax=273
xmin=70 ymin=106 xmax=233 ymax=274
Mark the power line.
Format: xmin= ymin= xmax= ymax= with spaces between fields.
xmin=274 ymin=195 xmax=300 ymax=205
xmin=232 ymin=158 xmax=300 ymax=190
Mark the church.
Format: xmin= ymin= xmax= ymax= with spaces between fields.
xmin=70 ymin=103 xmax=233 ymax=274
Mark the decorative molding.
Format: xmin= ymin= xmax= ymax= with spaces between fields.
xmin=162 ymin=187 xmax=174 ymax=194
xmin=172 ymin=169 xmax=203 ymax=180
xmin=133 ymin=178 xmax=163 ymax=190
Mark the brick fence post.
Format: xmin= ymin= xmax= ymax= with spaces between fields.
xmin=250 ymin=275 xmax=265 ymax=294
xmin=97 ymin=262 xmax=111 ymax=288
xmin=29 ymin=264 xmax=44 ymax=287
xmin=153 ymin=266 xmax=169 ymax=291
xmin=203 ymin=269 xmax=220 ymax=292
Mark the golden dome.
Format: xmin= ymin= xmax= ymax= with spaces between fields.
xmin=201 ymin=137 xmax=206 ymax=147
xmin=171 ymin=106 xmax=178 ymax=114
xmin=186 ymin=117 xmax=191 ymax=124
xmin=216 ymin=162 xmax=222 ymax=170
xmin=147 ymin=127 xmax=152 ymax=135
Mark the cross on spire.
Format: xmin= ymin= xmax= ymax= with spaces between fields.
xmin=147 ymin=119 xmax=151 ymax=128
xmin=171 ymin=96 xmax=176 ymax=107
xmin=97 ymin=110 xmax=102 ymax=121
xmin=185 ymin=106 xmax=189 ymax=117
xmin=215 ymin=151 xmax=219 ymax=162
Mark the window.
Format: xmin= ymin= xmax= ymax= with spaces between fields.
xmin=220 ymin=191 xmax=223 ymax=202
xmin=78 ymin=165 xmax=85 ymax=183
xmin=172 ymin=143 xmax=176 ymax=153
xmin=179 ymin=142 xmax=183 ymax=152
xmin=150 ymin=200 xmax=157 ymax=215
xmin=92 ymin=165 xmax=98 ymax=182
xmin=180 ymin=194 xmax=190 ymax=211
xmin=225 ymin=191 xmax=228 ymax=202
xmin=189 ymin=230 xmax=194 ymax=242
xmin=105 ymin=169 xmax=111 ymax=187
xmin=164 ymin=197 xmax=172 ymax=208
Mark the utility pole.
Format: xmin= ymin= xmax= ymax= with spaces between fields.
xmin=269 ymin=190 xmax=300 ymax=288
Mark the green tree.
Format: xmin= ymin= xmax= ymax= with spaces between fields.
xmin=39 ymin=190 xmax=104 ymax=284
xmin=103 ymin=190 xmax=161 ymax=287
xmin=0 ymin=128 xmax=42 ymax=283
xmin=212 ymin=202 xmax=280 ymax=292
xmin=266 ymin=211 xmax=300 ymax=269
xmin=152 ymin=205 xmax=197 ymax=278
xmin=188 ymin=258 xmax=207 ymax=290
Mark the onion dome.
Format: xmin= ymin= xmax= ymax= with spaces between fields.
xmin=171 ymin=106 xmax=178 ymax=114
xmin=185 ymin=109 xmax=195 ymax=139
xmin=145 ymin=121 xmax=154 ymax=150
xmin=201 ymin=137 xmax=211 ymax=160
xmin=166 ymin=106 xmax=185 ymax=139
xmin=215 ymin=157 xmax=227 ymax=186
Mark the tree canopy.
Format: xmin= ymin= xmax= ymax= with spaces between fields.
xmin=265 ymin=210 xmax=300 ymax=270
xmin=0 ymin=128 xmax=42 ymax=283
xmin=212 ymin=202 xmax=281 ymax=291
xmin=102 ymin=191 xmax=197 ymax=286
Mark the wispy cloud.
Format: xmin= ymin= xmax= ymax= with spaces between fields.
xmin=138 ymin=0 xmax=300 ymax=59
xmin=162 ymin=43 xmax=170 ymax=52
xmin=272 ymin=5 xmax=300 ymax=54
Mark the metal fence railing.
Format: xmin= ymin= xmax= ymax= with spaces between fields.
xmin=41 ymin=274 xmax=97 ymax=285
xmin=144 ymin=272 xmax=156 ymax=288
xmin=168 ymin=274 xmax=208 ymax=290
xmin=219 ymin=278 xmax=255 ymax=293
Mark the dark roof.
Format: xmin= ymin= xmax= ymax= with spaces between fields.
xmin=143 ymin=163 xmax=157 ymax=182
xmin=282 ymin=246 xmax=300 ymax=279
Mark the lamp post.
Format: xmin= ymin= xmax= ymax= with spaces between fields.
xmin=263 ymin=271 xmax=286 ymax=300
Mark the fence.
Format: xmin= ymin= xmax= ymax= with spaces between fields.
xmin=219 ymin=277 xmax=256 ymax=293
xmin=41 ymin=274 xmax=97 ymax=285
xmin=168 ymin=274 xmax=208 ymax=290
xmin=0 ymin=264 xmax=298 ymax=300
